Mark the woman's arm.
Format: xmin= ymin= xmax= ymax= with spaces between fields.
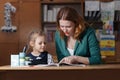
xmin=87 ymin=29 xmax=102 ymax=64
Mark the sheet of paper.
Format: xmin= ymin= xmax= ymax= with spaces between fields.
xmin=101 ymin=1 xmax=114 ymax=11
xmin=85 ymin=1 xmax=100 ymax=11
xmin=114 ymin=1 xmax=120 ymax=10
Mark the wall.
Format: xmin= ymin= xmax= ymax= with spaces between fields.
xmin=0 ymin=0 xmax=41 ymax=65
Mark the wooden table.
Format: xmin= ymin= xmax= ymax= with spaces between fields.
xmin=0 ymin=64 xmax=120 ymax=80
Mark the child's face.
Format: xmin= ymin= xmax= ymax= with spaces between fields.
xmin=33 ymin=36 xmax=46 ymax=53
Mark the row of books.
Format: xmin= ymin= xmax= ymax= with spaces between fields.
xmin=84 ymin=11 xmax=101 ymax=21
xmin=43 ymin=5 xmax=61 ymax=22
xmin=96 ymin=29 xmax=115 ymax=56
xmin=114 ymin=11 xmax=120 ymax=21
xmin=84 ymin=11 xmax=120 ymax=21
xmin=44 ymin=24 xmax=56 ymax=42
xmin=99 ymin=34 xmax=115 ymax=56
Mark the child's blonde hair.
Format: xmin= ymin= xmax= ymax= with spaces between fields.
xmin=28 ymin=29 xmax=45 ymax=45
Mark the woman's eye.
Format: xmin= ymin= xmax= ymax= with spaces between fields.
xmin=60 ymin=26 xmax=64 ymax=28
xmin=66 ymin=26 xmax=71 ymax=28
xmin=60 ymin=26 xmax=71 ymax=28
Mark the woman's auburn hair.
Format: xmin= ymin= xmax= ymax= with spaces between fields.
xmin=56 ymin=7 xmax=86 ymax=40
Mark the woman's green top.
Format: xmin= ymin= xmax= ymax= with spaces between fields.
xmin=55 ymin=27 xmax=102 ymax=65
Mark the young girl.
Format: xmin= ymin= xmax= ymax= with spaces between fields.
xmin=26 ymin=29 xmax=54 ymax=65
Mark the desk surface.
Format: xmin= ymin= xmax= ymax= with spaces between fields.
xmin=0 ymin=64 xmax=120 ymax=80
xmin=0 ymin=64 xmax=120 ymax=71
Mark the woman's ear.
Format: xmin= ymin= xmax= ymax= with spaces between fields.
xmin=29 ymin=41 xmax=34 ymax=47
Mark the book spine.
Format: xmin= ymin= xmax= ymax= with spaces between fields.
xmin=43 ymin=5 xmax=48 ymax=22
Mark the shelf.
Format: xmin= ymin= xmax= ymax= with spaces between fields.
xmin=41 ymin=3 xmax=82 ymax=24
xmin=41 ymin=0 xmax=82 ymax=4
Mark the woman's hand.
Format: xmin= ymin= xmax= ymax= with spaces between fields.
xmin=59 ymin=56 xmax=79 ymax=64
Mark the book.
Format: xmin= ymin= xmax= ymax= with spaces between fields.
xmin=33 ymin=63 xmax=86 ymax=67
xmin=43 ymin=5 xmax=48 ymax=22
xmin=11 ymin=54 xmax=19 ymax=67
xmin=102 ymin=20 xmax=114 ymax=35
xmin=100 ymin=34 xmax=115 ymax=56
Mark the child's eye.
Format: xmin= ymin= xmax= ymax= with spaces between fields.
xmin=39 ymin=42 xmax=42 ymax=45
xmin=39 ymin=42 xmax=46 ymax=45
xmin=44 ymin=42 xmax=46 ymax=45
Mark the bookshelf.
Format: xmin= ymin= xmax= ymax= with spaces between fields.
xmin=40 ymin=0 xmax=120 ymax=63
xmin=41 ymin=0 xmax=116 ymax=38
xmin=84 ymin=0 xmax=120 ymax=63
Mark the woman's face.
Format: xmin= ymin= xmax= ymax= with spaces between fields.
xmin=59 ymin=20 xmax=75 ymax=37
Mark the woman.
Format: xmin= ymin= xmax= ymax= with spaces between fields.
xmin=55 ymin=7 xmax=102 ymax=65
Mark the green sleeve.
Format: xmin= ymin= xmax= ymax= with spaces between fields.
xmin=88 ymin=30 xmax=102 ymax=64
xmin=55 ymin=31 xmax=64 ymax=62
